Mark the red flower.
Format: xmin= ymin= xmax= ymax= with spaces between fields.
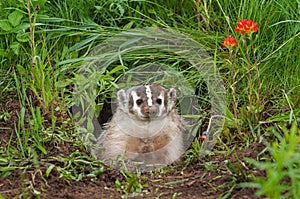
xmin=222 ymin=37 xmax=238 ymax=48
xmin=199 ymin=135 xmax=206 ymax=142
xmin=234 ymin=19 xmax=258 ymax=35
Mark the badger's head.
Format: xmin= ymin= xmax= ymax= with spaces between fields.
xmin=117 ymin=84 xmax=177 ymax=121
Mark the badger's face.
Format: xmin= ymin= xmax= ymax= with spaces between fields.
xmin=117 ymin=84 xmax=177 ymax=121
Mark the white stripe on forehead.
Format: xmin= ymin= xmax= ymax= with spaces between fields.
xmin=145 ymin=85 xmax=153 ymax=106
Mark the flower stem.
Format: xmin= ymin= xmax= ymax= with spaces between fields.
xmin=243 ymin=37 xmax=252 ymax=120
xmin=229 ymin=50 xmax=238 ymax=119
xmin=250 ymin=34 xmax=261 ymax=122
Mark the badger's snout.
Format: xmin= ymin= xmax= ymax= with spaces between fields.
xmin=143 ymin=106 xmax=159 ymax=118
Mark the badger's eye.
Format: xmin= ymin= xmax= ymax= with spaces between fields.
xmin=156 ymin=98 xmax=162 ymax=105
xmin=136 ymin=99 xmax=143 ymax=106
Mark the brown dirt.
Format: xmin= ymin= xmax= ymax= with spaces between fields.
xmin=0 ymin=143 xmax=265 ymax=199
xmin=0 ymin=96 xmax=266 ymax=199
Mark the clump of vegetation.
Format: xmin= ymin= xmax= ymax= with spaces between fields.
xmin=246 ymin=121 xmax=300 ymax=198
xmin=0 ymin=0 xmax=299 ymax=198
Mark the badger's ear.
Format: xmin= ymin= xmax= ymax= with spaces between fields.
xmin=117 ymin=89 xmax=127 ymax=111
xmin=167 ymin=88 xmax=177 ymax=111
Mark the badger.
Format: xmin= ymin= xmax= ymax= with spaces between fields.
xmin=96 ymin=84 xmax=185 ymax=168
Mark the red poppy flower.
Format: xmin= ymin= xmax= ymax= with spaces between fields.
xmin=222 ymin=37 xmax=238 ymax=48
xmin=234 ymin=19 xmax=258 ymax=35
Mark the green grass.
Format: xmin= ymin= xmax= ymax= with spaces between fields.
xmin=0 ymin=0 xmax=299 ymax=198
xmin=244 ymin=121 xmax=300 ymax=198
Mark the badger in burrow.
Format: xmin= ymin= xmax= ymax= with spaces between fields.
xmin=96 ymin=84 xmax=185 ymax=166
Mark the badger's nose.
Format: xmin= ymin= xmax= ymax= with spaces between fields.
xmin=144 ymin=106 xmax=158 ymax=117
xmin=144 ymin=106 xmax=150 ymax=114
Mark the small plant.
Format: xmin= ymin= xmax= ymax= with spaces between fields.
xmin=0 ymin=110 xmax=10 ymax=122
xmin=235 ymin=19 xmax=261 ymax=122
xmin=222 ymin=19 xmax=261 ymax=134
xmin=222 ymin=36 xmax=239 ymax=121
xmin=115 ymin=171 xmax=149 ymax=197
xmin=244 ymin=120 xmax=300 ymax=198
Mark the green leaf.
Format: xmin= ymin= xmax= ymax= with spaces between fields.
xmin=0 ymin=158 xmax=8 ymax=165
xmin=16 ymin=31 xmax=30 ymax=42
xmin=115 ymin=179 xmax=122 ymax=189
xmin=107 ymin=65 xmax=128 ymax=75
xmin=0 ymin=20 xmax=12 ymax=31
xmin=46 ymin=164 xmax=55 ymax=177
xmin=68 ymin=35 xmax=100 ymax=52
xmin=56 ymin=79 xmax=72 ymax=88
xmin=0 ymin=166 xmax=16 ymax=178
xmin=16 ymin=64 xmax=28 ymax=75
xmin=35 ymin=143 xmax=48 ymax=155
xmin=8 ymin=10 xmax=24 ymax=27
xmin=0 ymin=49 xmax=5 ymax=57
xmin=124 ymin=21 xmax=135 ymax=30
xmin=10 ymin=42 xmax=20 ymax=55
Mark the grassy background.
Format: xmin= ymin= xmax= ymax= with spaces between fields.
xmin=0 ymin=0 xmax=299 ymax=198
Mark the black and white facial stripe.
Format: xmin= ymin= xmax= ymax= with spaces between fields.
xmin=145 ymin=85 xmax=153 ymax=106
xmin=117 ymin=84 xmax=177 ymax=121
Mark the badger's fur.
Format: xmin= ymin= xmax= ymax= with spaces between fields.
xmin=96 ymin=84 xmax=185 ymax=167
